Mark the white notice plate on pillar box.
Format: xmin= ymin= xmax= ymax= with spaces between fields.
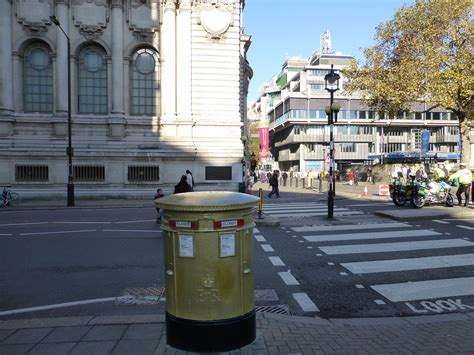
xmin=179 ymin=234 xmax=194 ymax=257
xmin=220 ymin=234 xmax=236 ymax=257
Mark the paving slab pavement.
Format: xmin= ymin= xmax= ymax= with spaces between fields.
xmin=0 ymin=313 xmax=473 ymax=354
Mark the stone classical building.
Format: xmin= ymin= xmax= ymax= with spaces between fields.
xmin=0 ymin=0 xmax=251 ymax=199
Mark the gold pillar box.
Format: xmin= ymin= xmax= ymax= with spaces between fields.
xmin=155 ymin=191 xmax=259 ymax=353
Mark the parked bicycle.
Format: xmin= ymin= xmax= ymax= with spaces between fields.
xmin=2 ymin=186 xmax=20 ymax=207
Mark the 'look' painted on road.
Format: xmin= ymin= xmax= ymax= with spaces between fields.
xmin=405 ymin=298 xmax=474 ymax=314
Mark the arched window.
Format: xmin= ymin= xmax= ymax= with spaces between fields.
xmin=78 ymin=45 xmax=107 ymax=114
xmin=130 ymin=48 xmax=160 ymax=116
xmin=23 ymin=43 xmax=53 ymax=113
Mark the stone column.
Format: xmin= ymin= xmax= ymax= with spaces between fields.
xmin=176 ymin=0 xmax=191 ymax=119
xmin=55 ymin=0 xmax=70 ymax=115
xmin=0 ymin=0 xmax=14 ymax=115
xmin=161 ymin=0 xmax=177 ymax=119
xmin=111 ymin=0 xmax=124 ymax=115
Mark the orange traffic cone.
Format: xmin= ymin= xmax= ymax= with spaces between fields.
xmin=363 ymin=185 xmax=369 ymax=197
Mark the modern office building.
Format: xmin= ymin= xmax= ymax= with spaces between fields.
xmin=248 ymin=31 xmax=473 ymax=174
xmin=0 ymin=0 xmax=251 ymax=199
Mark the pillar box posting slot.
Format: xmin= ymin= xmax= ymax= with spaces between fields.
xmin=155 ymin=191 xmax=259 ymax=352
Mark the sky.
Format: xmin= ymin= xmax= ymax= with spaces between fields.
xmin=243 ymin=0 xmax=415 ymax=104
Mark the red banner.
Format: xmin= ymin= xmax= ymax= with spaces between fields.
xmin=259 ymin=127 xmax=269 ymax=158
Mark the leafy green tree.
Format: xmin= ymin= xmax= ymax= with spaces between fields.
xmin=343 ymin=0 xmax=473 ymax=164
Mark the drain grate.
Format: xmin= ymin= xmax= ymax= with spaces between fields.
xmin=256 ymin=304 xmax=291 ymax=315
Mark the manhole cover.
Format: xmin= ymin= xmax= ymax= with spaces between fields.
xmin=117 ymin=287 xmax=165 ymax=305
xmin=256 ymin=304 xmax=291 ymax=315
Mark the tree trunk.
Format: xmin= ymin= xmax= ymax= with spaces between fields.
xmin=458 ymin=113 xmax=471 ymax=166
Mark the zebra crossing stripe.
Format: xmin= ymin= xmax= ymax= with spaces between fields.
xmin=303 ymin=229 xmax=440 ymax=243
xmin=371 ymin=277 xmax=474 ymax=302
xmin=457 ymin=225 xmax=474 ymax=230
xmin=292 ymin=293 xmax=319 ymax=312
xmin=292 ymin=222 xmax=409 ymax=233
xmin=341 ymin=253 xmax=474 ymax=274
xmin=265 ymin=207 xmax=350 ymax=213
xmin=263 ymin=203 xmax=326 ymax=209
xmin=254 ymin=235 xmax=266 ymax=242
xmin=268 ymin=211 xmax=363 ymax=217
xmin=319 ymin=239 xmax=474 ymax=255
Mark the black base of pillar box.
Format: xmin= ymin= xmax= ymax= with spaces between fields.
xmin=166 ymin=310 xmax=256 ymax=353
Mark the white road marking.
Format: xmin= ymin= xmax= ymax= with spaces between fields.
xmin=292 ymin=293 xmax=319 ymax=312
xmin=433 ymin=220 xmax=450 ymax=224
xmin=328 ymin=262 xmax=335 ymax=265
xmin=371 ymin=277 xmax=474 ymax=302
xmin=261 ymin=244 xmax=274 ymax=252
xmin=0 ymin=233 xmax=13 ymax=236
xmin=254 ymin=235 xmax=266 ymax=242
xmin=115 ymin=220 xmax=156 ymax=224
xmin=303 ymin=229 xmax=440 ymax=243
xmin=0 ymin=296 xmax=132 ymax=316
xmin=340 ymin=272 xmax=348 ymax=276
xmin=54 ymin=221 xmax=111 ymax=224
xmin=457 ymin=225 xmax=474 ymax=230
xmin=278 ymin=271 xmax=300 ymax=285
xmin=102 ymin=229 xmax=161 ymax=233
xmin=374 ymin=300 xmax=386 ymax=305
xmin=342 ymin=253 xmax=474 ymax=274
xmin=253 ymin=228 xmax=260 ymax=233
xmin=292 ymin=222 xmax=409 ymax=233
xmin=269 ymin=256 xmax=285 ymax=266
xmin=19 ymin=229 xmax=97 ymax=236
xmin=355 ymin=285 xmax=364 ymax=289
xmin=0 ymin=222 xmax=49 ymax=227
xmin=319 ymin=239 xmax=474 ymax=255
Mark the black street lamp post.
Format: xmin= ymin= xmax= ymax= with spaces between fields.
xmin=324 ymin=65 xmax=340 ymax=219
xmin=50 ymin=15 xmax=74 ymax=206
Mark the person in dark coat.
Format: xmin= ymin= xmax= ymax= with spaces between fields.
xmin=174 ymin=175 xmax=192 ymax=194
xmin=267 ymin=171 xmax=280 ymax=198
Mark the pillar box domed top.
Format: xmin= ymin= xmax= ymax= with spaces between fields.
xmin=155 ymin=191 xmax=259 ymax=212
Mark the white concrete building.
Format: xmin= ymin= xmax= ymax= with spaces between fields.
xmin=0 ymin=0 xmax=251 ymax=200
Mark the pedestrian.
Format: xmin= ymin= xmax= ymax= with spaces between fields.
xmin=353 ymin=170 xmax=359 ymax=186
xmin=267 ymin=170 xmax=280 ymax=198
xmin=282 ymin=171 xmax=288 ymax=186
xmin=174 ymin=175 xmax=192 ymax=194
xmin=415 ymin=166 xmax=427 ymax=181
xmin=154 ymin=188 xmax=164 ymax=223
xmin=266 ymin=172 xmax=272 ymax=185
xmin=245 ymin=173 xmax=254 ymax=194
xmin=366 ymin=168 xmax=372 ymax=184
xmin=347 ymin=170 xmax=354 ymax=186
xmin=185 ymin=170 xmax=194 ymax=191
xmin=448 ymin=163 xmax=472 ymax=207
